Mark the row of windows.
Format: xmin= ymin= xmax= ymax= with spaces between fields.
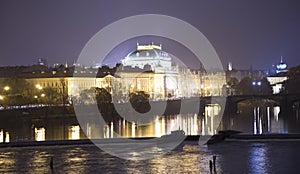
xmin=39 ymin=82 xmax=61 ymax=88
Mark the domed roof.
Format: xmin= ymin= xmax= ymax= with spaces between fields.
xmin=122 ymin=43 xmax=172 ymax=70
xmin=126 ymin=48 xmax=171 ymax=59
xmin=276 ymin=63 xmax=287 ymax=70
xmin=276 ymin=56 xmax=288 ymax=73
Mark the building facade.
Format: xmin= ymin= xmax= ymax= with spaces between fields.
xmin=0 ymin=44 xmax=256 ymax=106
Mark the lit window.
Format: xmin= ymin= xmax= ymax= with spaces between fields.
xmin=5 ymin=132 xmax=10 ymax=143
xmin=0 ymin=130 xmax=3 ymax=143
xmin=69 ymin=125 xmax=80 ymax=140
xmin=35 ymin=127 xmax=45 ymax=141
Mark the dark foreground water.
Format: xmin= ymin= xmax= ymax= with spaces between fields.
xmin=1 ymin=141 xmax=300 ymax=174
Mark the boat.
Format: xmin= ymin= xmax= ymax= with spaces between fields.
xmin=157 ymin=130 xmax=186 ymax=150
xmin=161 ymin=129 xmax=185 ymax=137
xmin=206 ymin=130 xmax=241 ymax=145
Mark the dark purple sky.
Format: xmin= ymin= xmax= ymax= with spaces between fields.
xmin=0 ymin=0 xmax=300 ymax=70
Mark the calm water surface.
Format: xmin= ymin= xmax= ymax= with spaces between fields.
xmin=0 ymin=141 xmax=300 ymax=174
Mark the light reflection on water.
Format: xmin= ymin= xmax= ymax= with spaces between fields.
xmin=248 ymin=143 xmax=269 ymax=174
xmin=0 ymin=141 xmax=300 ymax=173
xmin=2 ymin=104 xmax=300 ymax=143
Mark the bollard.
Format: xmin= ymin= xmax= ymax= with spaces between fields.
xmin=209 ymin=160 xmax=213 ymax=173
xmin=50 ymin=157 xmax=53 ymax=170
xmin=213 ymin=155 xmax=216 ymax=169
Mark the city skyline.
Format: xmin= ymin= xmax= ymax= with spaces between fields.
xmin=1 ymin=1 xmax=300 ymax=173
xmin=0 ymin=1 xmax=300 ymax=70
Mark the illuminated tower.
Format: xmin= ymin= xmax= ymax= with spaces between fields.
xmin=276 ymin=56 xmax=288 ymax=73
xmin=228 ymin=62 xmax=233 ymax=71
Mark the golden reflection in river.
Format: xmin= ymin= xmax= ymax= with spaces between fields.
xmin=28 ymin=150 xmax=50 ymax=173
xmin=148 ymin=144 xmax=218 ymax=174
xmin=0 ymin=151 xmax=15 ymax=172
xmin=61 ymin=147 xmax=89 ymax=174
xmin=99 ymin=112 xmax=222 ymax=138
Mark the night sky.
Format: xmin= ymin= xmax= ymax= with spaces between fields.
xmin=0 ymin=0 xmax=300 ymax=70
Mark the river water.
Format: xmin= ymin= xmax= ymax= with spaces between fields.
xmin=1 ymin=140 xmax=300 ymax=174
xmin=1 ymin=103 xmax=300 ymax=142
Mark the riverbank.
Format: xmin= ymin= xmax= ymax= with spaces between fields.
xmin=206 ymin=132 xmax=300 ymax=145
xmin=0 ymin=135 xmax=202 ymax=148
xmin=3 ymin=133 xmax=300 ymax=148
xmin=226 ymin=133 xmax=300 ymax=141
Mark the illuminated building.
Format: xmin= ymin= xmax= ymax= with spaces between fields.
xmin=0 ymin=44 xmax=229 ymax=105
xmin=228 ymin=62 xmax=233 ymax=71
xmin=276 ymin=56 xmax=288 ymax=73
xmin=267 ymin=75 xmax=287 ymax=94
xmin=121 ymin=43 xmax=171 ymax=70
xmin=267 ymin=57 xmax=288 ymax=94
xmin=116 ymin=44 xmax=225 ymax=98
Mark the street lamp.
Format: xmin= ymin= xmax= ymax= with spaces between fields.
xmin=252 ymin=81 xmax=261 ymax=86
xmin=4 ymin=86 xmax=10 ymax=91
xmin=257 ymin=81 xmax=262 ymax=86
xmin=36 ymin=84 xmax=43 ymax=90
xmin=252 ymin=81 xmax=262 ymax=94
xmin=0 ymin=95 xmax=4 ymax=100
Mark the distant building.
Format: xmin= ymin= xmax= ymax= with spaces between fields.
xmin=228 ymin=62 xmax=233 ymax=71
xmin=267 ymin=57 xmax=288 ymax=94
xmin=1 ymin=44 xmax=258 ymax=105
xmin=38 ymin=59 xmax=48 ymax=66
xmin=267 ymin=73 xmax=288 ymax=94
xmin=276 ymin=56 xmax=288 ymax=74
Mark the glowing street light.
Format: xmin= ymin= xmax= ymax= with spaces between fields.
xmin=257 ymin=81 xmax=262 ymax=86
xmin=252 ymin=81 xmax=262 ymax=86
xmin=4 ymin=86 xmax=10 ymax=91
xmin=35 ymin=84 xmax=43 ymax=90
xmin=41 ymin=93 xmax=45 ymax=97
xmin=0 ymin=95 xmax=4 ymax=100
xmin=252 ymin=81 xmax=262 ymax=95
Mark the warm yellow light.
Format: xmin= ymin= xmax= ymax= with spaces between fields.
xmin=34 ymin=95 xmax=38 ymax=99
xmin=5 ymin=132 xmax=9 ymax=143
xmin=35 ymin=84 xmax=43 ymax=90
xmin=69 ymin=125 xmax=80 ymax=140
xmin=4 ymin=86 xmax=10 ymax=91
xmin=35 ymin=128 xmax=45 ymax=141
xmin=41 ymin=93 xmax=45 ymax=97
xmin=0 ymin=95 xmax=3 ymax=100
xmin=155 ymin=117 xmax=161 ymax=137
xmin=132 ymin=122 xmax=136 ymax=138
xmin=0 ymin=129 xmax=3 ymax=143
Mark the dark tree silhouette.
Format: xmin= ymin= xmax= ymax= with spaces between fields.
xmin=282 ymin=65 xmax=300 ymax=94
xmin=79 ymin=88 xmax=96 ymax=104
xmin=236 ymin=77 xmax=272 ymax=95
xmin=0 ymin=78 xmax=34 ymax=106
xmin=227 ymin=77 xmax=239 ymax=86
xmin=227 ymin=77 xmax=239 ymax=95
xmin=95 ymin=87 xmax=112 ymax=103
xmin=129 ymin=91 xmax=150 ymax=113
xmin=42 ymin=87 xmax=61 ymax=104
xmin=236 ymin=77 xmax=254 ymax=95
